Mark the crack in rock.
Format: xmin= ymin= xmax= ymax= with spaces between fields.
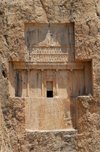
xmin=40 ymin=0 xmax=49 ymax=23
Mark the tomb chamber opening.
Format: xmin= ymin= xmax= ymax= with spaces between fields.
xmin=9 ymin=23 xmax=92 ymax=130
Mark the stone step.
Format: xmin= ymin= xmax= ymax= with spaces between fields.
xmin=26 ymin=128 xmax=77 ymax=135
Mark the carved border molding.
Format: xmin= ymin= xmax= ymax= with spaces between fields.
xmin=13 ymin=62 xmax=84 ymax=70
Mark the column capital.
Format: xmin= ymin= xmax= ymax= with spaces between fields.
xmin=27 ymin=69 xmax=30 ymax=72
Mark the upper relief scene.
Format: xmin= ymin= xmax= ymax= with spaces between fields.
xmin=25 ymin=23 xmax=74 ymax=48
xmin=24 ymin=23 xmax=74 ymax=62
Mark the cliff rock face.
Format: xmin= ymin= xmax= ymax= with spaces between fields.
xmin=0 ymin=0 xmax=100 ymax=151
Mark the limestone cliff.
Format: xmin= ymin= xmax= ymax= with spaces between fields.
xmin=0 ymin=0 xmax=100 ymax=151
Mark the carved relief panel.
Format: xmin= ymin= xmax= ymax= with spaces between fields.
xmin=24 ymin=23 xmax=74 ymax=62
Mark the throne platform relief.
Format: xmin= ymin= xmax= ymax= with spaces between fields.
xmin=9 ymin=23 xmax=92 ymax=131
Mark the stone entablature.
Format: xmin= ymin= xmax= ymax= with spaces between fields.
xmin=13 ymin=62 xmax=83 ymax=70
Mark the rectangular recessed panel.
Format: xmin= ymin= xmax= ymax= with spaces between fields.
xmin=25 ymin=98 xmax=72 ymax=130
xmin=25 ymin=23 xmax=74 ymax=62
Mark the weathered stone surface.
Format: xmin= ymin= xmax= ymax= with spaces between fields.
xmin=25 ymin=98 xmax=72 ymax=130
xmin=0 ymin=0 xmax=100 ymax=151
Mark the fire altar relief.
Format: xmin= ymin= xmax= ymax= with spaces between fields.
xmin=9 ymin=23 xmax=92 ymax=130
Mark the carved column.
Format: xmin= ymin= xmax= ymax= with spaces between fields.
xmin=27 ymin=69 xmax=30 ymax=97
xmin=69 ymin=68 xmax=74 ymax=97
xmin=56 ymin=69 xmax=58 ymax=97
xmin=41 ymin=69 xmax=44 ymax=97
xmin=22 ymin=70 xmax=26 ymax=97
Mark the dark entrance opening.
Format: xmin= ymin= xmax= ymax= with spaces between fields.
xmin=47 ymin=91 xmax=53 ymax=98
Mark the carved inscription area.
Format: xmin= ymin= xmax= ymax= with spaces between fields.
xmin=27 ymin=47 xmax=68 ymax=62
